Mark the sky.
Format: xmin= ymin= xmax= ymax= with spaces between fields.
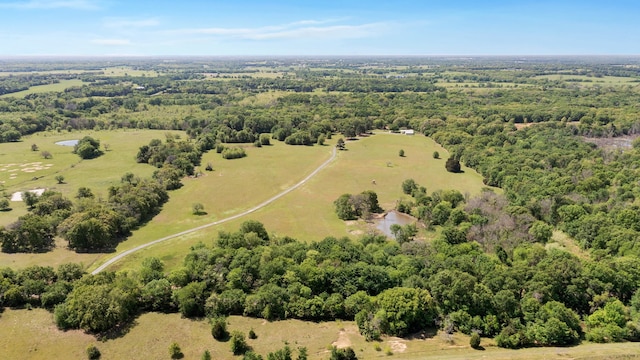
xmin=0 ymin=0 xmax=638 ymax=56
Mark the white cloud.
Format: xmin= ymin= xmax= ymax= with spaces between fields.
xmin=103 ymin=17 xmax=161 ymax=29
xmin=0 ymin=0 xmax=101 ymax=10
xmin=91 ymin=38 xmax=131 ymax=46
xmin=248 ymin=24 xmax=385 ymax=40
xmin=166 ymin=19 xmax=386 ymax=41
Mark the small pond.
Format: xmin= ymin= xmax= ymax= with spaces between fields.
xmin=55 ymin=139 xmax=79 ymax=147
xmin=375 ymin=210 xmax=415 ymax=238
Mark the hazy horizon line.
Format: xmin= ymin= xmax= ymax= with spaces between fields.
xmin=1 ymin=54 xmax=640 ymax=60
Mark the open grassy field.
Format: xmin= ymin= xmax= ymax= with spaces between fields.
xmin=204 ymin=71 xmax=285 ymax=79
xmin=101 ymin=66 xmax=159 ymax=77
xmin=0 ymin=129 xmax=184 ymax=268
xmin=0 ymin=130 xmax=497 ymax=273
xmin=104 ymin=132 xmax=496 ymax=272
xmin=93 ymin=139 xmax=335 ymax=272
xmin=1 ymin=308 xmax=638 ymax=360
xmin=0 ymin=79 xmax=84 ymax=98
xmin=534 ymin=74 xmax=640 ymax=85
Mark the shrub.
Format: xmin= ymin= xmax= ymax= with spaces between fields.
xmin=399 ymin=149 xmax=405 ymax=157
xmin=0 ymin=198 xmax=10 ymax=211
xmin=192 ymin=203 xmax=205 ymax=215
xmin=86 ymin=344 xmax=101 ymax=359
xmin=242 ymin=351 xmax=263 ymax=360
xmin=211 ymin=317 xmax=228 ymax=341
xmin=470 ymin=332 xmax=481 ymax=349
xmin=401 ymin=179 xmax=417 ymax=195
xmin=230 ymin=330 xmax=249 ymax=355
xmin=248 ymin=328 xmax=257 ymax=339
xmin=433 ymin=151 xmax=440 ymax=159
xmin=221 ymin=147 xmax=246 ymax=159
xmin=169 ymin=342 xmax=183 ymax=359
xmin=259 ymin=133 xmax=271 ymax=146
xmin=330 ymin=346 xmax=357 ymax=360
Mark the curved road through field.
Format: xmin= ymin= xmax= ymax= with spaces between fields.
xmin=91 ymin=146 xmax=337 ymax=274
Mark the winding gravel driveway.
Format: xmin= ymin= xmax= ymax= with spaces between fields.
xmin=91 ymin=146 xmax=337 ymax=274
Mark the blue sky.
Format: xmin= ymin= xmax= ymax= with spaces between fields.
xmin=0 ymin=0 xmax=638 ymax=56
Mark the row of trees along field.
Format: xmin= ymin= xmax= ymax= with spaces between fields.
xmin=0 ymin=220 xmax=638 ymax=348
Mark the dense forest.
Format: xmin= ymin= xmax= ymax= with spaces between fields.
xmin=1 ymin=57 xmax=640 ymax=355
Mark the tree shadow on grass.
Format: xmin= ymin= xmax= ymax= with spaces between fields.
xmin=75 ymin=247 xmax=117 ymax=254
xmin=406 ymin=327 xmax=438 ymax=340
xmin=96 ymin=318 xmax=138 ymax=341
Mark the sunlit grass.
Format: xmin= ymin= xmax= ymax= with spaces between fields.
xmin=2 ymin=308 xmax=639 ymax=360
xmin=0 ymin=129 xmax=184 ymax=269
xmin=105 ymin=133 xmax=495 ymax=272
xmin=0 ymin=79 xmax=84 ymax=98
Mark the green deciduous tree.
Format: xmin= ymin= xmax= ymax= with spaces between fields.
xmin=54 ymin=274 xmax=140 ymax=333
xmin=173 ymin=281 xmax=207 ymax=317
xmin=445 ymin=157 xmax=461 ymax=173
xmin=371 ymin=287 xmax=435 ymax=337
xmin=74 ymin=136 xmax=102 ymax=159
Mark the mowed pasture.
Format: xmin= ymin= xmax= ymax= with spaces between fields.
xmin=1 ymin=308 xmax=639 ymax=360
xmin=101 ymin=66 xmax=159 ymax=77
xmin=93 ymin=139 xmax=334 ymax=272
xmin=104 ymin=132 xmax=495 ymax=272
xmin=0 ymin=79 xmax=84 ymax=98
xmin=0 ymin=129 xmax=184 ymax=268
xmin=533 ymin=74 xmax=640 ymax=86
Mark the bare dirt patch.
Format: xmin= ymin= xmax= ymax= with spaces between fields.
xmin=514 ymin=123 xmax=536 ymax=130
xmin=332 ymin=330 xmax=352 ymax=349
xmin=11 ymin=188 xmax=46 ymax=201
xmin=583 ymin=135 xmax=638 ymax=150
xmin=387 ymin=338 xmax=408 ymax=353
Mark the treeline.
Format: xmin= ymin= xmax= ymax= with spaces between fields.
xmin=2 ymin=64 xmax=640 ymax=146
xmin=0 ymin=174 xmax=168 ymax=253
xmin=0 ymin=74 xmax=76 ymax=96
xmin=2 ymin=220 xmax=638 ymax=348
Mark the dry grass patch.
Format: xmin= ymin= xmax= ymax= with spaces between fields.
xmin=3 ymin=309 xmax=639 ymax=360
